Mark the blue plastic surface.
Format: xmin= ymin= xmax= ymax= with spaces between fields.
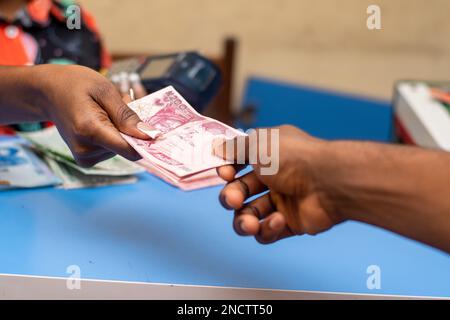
xmin=240 ymin=77 xmax=393 ymax=142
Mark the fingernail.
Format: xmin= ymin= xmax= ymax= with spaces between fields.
xmin=137 ymin=122 xmax=161 ymax=139
xmin=219 ymin=193 xmax=232 ymax=210
xmin=239 ymin=221 xmax=249 ymax=233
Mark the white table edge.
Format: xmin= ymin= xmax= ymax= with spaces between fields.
xmin=0 ymin=274 xmax=445 ymax=300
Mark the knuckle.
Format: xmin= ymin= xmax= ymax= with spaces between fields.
xmin=72 ymin=120 xmax=95 ymax=140
xmin=72 ymin=122 xmax=87 ymax=138
xmin=94 ymin=82 xmax=115 ymax=100
xmin=300 ymin=212 xmax=323 ymax=235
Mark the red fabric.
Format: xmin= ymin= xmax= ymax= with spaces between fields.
xmin=0 ymin=0 xmax=111 ymax=68
xmin=49 ymin=3 xmax=65 ymax=22
xmin=27 ymin=0 xmax=52 ymax=25
xmin=42 ymin=122 xmax=54 ymax=128
xmin=0 ymin=26 xmax=29 ymax=66
xmin=394 ymin=116 xmax=416 ymax=145
xmin=0 ymin=126 xmax=16 ymax=136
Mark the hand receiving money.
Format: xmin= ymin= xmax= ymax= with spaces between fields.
xmin=214 ymin=123 xmax=450 ymax=253
xmin=213 ymin=125 xmax=343 ymax=244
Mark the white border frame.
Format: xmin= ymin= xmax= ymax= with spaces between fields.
xmin=0 ymin=274 xmax=445 ymax=300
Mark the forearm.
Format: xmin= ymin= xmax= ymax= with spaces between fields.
xmin=318 ymin=141 xmax=450 ymax=252
xmin=0 ymin=66 xmax=50 ymax=124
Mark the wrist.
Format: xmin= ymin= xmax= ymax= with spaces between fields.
xmin=310 ymin=140 xmax=365 ymax=222
xmin=27 ymin=65 xmax=58 ymax=120
xmin=0 ymin=66 xmax=52 ymax=123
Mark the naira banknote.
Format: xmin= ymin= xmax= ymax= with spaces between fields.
xmin=123 ymin=86 xmax=246 ymax=190
xmin=43 ymin=155 xmax=137 ymax=190
xmin=20 ymin=127 xmax=144 ymax=177
xmin=0 ymin=140 xmax=60 ymax=190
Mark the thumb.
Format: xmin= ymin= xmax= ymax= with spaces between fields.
xmin=212 ymin=135 xmax=251 ymax=164
xmin=213 ymin=128 xmax=276 ymax=166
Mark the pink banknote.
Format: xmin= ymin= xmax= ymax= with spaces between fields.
xmin=123 ymin=86 xmax=246 ymax=190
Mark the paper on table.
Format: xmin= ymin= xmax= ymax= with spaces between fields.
xmin=20 ymin=127 xmax=144 ymax=176
xmin=0 ymin=140 xmax=60 ymax=190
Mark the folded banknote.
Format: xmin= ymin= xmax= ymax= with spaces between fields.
xmin=43 ymin=155 xmax=138 ymax=190
xmin=20 ymin=127 xmax=144 ymax=177
xmin=123 ymin=86 xmax=246 ymax=190
xmin=20 ymin=127 xmax=143 ymax=189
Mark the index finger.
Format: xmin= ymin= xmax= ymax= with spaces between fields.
xmin=217 ymin=164 xmax=247 ymax=182
xmin=88 ymin=119 xmax=141 ymax=161
xmin=91 ymin=81 xmax=148 ymax=140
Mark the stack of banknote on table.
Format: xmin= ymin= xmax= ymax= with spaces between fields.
xmin=0 ymin=134 xmax=142 ymax=191
xmin=123 ymin=86 xmax=246 ymax=190
xmin=0 ymin=140 xmax=61 ymax=190
xmin=18 ymin=127 xmax=144 ymax=190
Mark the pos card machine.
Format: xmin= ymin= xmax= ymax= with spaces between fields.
xmin=108 ymin=52 xmax=222 ymax=112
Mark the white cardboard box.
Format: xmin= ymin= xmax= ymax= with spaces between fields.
xmin=394 ymin=82 xmax=450 ymax=151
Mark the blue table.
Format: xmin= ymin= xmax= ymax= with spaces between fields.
xmin=0 ymin=79 xmax=449 ymax=299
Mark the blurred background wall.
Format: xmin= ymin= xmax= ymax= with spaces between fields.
xmin=80 ymin=0 xmax=450 ymax=104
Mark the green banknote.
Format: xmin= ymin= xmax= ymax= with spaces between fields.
xmin=20 ymin=127 xmax=144 ymax=177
